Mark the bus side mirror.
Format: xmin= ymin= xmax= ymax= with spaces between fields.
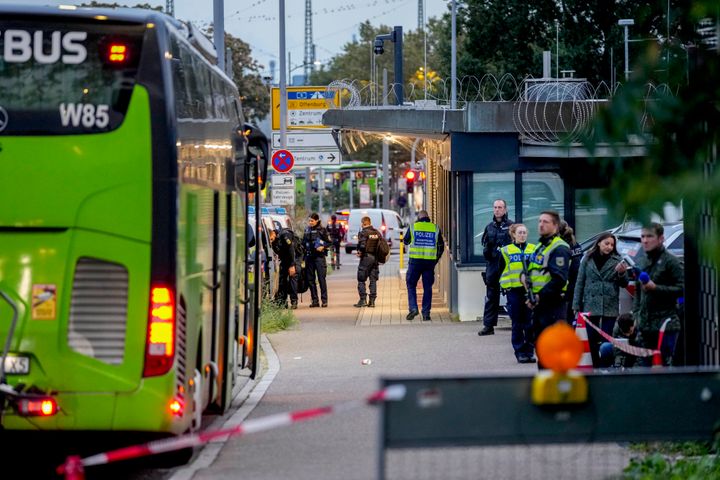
xmin=237 ymin=123 xmax=269 ymax=193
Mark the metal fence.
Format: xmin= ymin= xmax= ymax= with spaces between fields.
xmin=379 ymin=370 xmax=720 ymax=479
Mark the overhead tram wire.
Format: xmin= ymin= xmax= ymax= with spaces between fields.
xmin=226 ymin=0 xmax=407 ymax=23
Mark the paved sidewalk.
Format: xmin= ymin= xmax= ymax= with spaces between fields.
xmin=187 ymin=249 xmax=534 ymax=480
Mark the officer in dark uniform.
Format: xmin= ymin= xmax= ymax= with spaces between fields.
xmin=354 ymin=216 xmax=381 ymax=308
xmin=478 ymin=199 xmax=514 ymax=335
xmin=269 ymin=228 xmax=298 ymax=309
xmin=560 ymin=220 xmax=583 ymax=323
xmin=526 ymin=210 xmax=571 ymax=369
xmin=302 ymin=212 xmax=331 ymax=307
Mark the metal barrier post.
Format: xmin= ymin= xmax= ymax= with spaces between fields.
xmin=399 ymin=240 xmax=404 ymax=270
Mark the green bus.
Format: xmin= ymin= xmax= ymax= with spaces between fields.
xmin=0 ymin=5 xmax=266 ymax=442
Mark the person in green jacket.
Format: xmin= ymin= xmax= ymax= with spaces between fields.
xmin=633 ymin=223 xmax=684 ymax=366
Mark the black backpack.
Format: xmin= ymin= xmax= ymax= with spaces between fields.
xmin=375 ymin=234 xmax=390 ymax=264
xmin=284 ymin=229 xmax=305 ymax=262
xmin=295 ymin=263 xmax=309 ymax=294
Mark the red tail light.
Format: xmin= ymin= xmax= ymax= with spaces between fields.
xmin=108 ymin=43 xmax=129 ymax=63
xmin=143 ymin=286 xmax=176 ymax=377
xmin=169 ymin=399 xmax=183 ymax=416
xmin=17 ymin=397 xmax=57 ymax=417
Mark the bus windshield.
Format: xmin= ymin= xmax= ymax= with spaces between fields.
xmin=0 ymin=18 xmax=145 ymax=135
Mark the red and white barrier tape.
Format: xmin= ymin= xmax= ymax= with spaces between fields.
xmin=57 ymin=384 xmax=406 ymax=477
xmin=579 ymin=312 xmax=670 ymax=358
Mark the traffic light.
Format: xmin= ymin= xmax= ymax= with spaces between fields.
xmin=405 ymin=169 xmax=416 ymax=194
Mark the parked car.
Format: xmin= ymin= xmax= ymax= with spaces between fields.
xmin=344 ymin=208 xmax=405 ymax=253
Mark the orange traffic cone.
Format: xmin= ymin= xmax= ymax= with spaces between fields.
xmin=574 ymin=312 xmax=593 ymax=371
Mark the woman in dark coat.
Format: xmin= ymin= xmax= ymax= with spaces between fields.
xmin=572 ymin=232 xmax=629 ymax=367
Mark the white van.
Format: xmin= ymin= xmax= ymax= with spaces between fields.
xmin=345 ymin=208 xmax=406 ymax=253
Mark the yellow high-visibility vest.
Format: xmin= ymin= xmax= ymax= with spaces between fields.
xmin=528 ymin=236 xmax=569 ymax=293
xmin=409 ymin=221 xmax=439 ymax=260
xmin=499 ymin=243 xmax=536 ymax=289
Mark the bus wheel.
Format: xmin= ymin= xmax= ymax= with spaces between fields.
xmin=191 ymin=368 xmax=203 ymax=432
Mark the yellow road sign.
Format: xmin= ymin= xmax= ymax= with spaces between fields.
xmin=271 ymin=86 xmax=339 ymax=130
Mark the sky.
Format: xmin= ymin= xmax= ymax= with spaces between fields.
xmin=19 ymin=0 xmax=450 ymax=79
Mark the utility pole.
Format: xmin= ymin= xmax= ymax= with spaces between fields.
xmin=304 ymin=0 xmax=313 ymax=85
xmin=618 ymin=19 xmax=635 ymax=81
xmin=374 ymin=26 xmax=403 ymax=105
xmin=417 ymin=0 xmax=423 ymax=30
xmin=451 ymin=0 xmax=457 ymax=108
xmin=382 ymin=68 xmax=390 ymax=209
xmin=213 ymin=0 xmax=224 ymax=72
xmin=318 ymin=168 xmax=324 ymax=214
xmin=279 ymin=0 xmax=287 ymax=149
xmin=165 ymin=0 xmax=174 ymax=16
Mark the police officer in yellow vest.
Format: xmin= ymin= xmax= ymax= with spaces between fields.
xmin=525 ymin=210 xmax=571 ymax=369
xmin=403 ymin=210 xmax=445 ymax=321
xmin=498 ymin=223 xmax=537 ymax=363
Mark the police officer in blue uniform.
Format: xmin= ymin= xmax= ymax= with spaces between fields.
xmin=403 ymin=210 xmax=445 ymax=321
xmin=478 ymin=199 xmax=514 ymax=336
xmin=302 ymin=213 xmax=331 ymax=307
xmin=269 ymin=228 xmax=299 ymax=309
xmin=354 ymin=216 xmax=382 ymax=308
xmin=526 ymin=210 xmax=571 ymax=369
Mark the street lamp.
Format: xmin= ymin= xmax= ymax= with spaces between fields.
xmin=618 ymin=18 xmax=635 ymax=82
xmin=373 ymin=26 xmax=403 ymax=105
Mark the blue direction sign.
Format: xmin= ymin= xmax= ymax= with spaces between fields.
xmin=287 ymin=90 xmax=334 ymax=100
xmin=271 ymin=149 xmax=294 ymax=173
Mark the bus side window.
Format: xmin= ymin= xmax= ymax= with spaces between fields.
xmin=233 ymin=99 xmax=244 ymax=125
xmin=169 ymin=36 xmax=190 ymax=119
xmin=180 ymin=45 xmax=200 ymax=118
xmin=212 ymin=75 xmax=227 ymax=119
xmin=194 ymin=59 xmax=212 ymax=119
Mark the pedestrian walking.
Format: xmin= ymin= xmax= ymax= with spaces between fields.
xmin=478 ymin=199 xmax=514 ymax=336
xmin=354 ymin=216 xmax=382 ymax=308
xmin=404 ymin=210 xmax=445 ymax=321
xmin=526 ymin=210 xmax=571 ymax=369
xmin=327 ymin=214 xmax=345 ymax=269
xmin=302 ymin=213 xmax=331 ymax=308
xmin=269 ymin=228 xmax=299 ymax=309
xmin=560 ymin=220 xmax=584 ymax=323
xmin=498 ymin=223 xmax=536 ymax=363
xmin=633 ymin=223 xmax=684 ymax=366
xmin=571 ymin=232 xmax=629 ymax=367
xmin=397 ymin=193 xmax=407 ymax=219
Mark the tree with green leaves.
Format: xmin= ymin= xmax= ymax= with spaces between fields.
xmin=585 ymin=0 xmax=718 ymax=258
xmin=310 ymin=21 xmax=446 ymax=103
xmin=435 ymin=0 xmax=701 ymax=83
xmin=223 ymin=32 xmax=270 ymax=122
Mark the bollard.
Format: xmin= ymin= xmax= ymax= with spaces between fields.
xmin=399 ymin=240 xmax=404 ymax=270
